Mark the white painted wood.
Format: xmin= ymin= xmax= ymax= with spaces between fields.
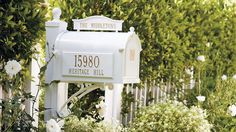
xmin=104 ymin=85 xmax=113 ymax=123
xmin=60 ymin=84 xmax=101 ymax=117
xmin=51 ymin=30 xmax=141 ymax=84
xmin=156 ymin=83 xmax=159 ymax=102
xmin=73 ymin=16 xmax=124 ymax=31
xmin=121 ymin=80 xmax=193 ymax=125
xmin=139 ymin=87 xmax=142 ymax=107
xmin=25 ymin=58 xmax=40 ymax=128
xmin=44 ymin=82 xmax=68 ymax=121
xmin=152 ymin=81 xmax=156 ymax=104
xmin=190 ymin=67 xmax=195 ymax=89
xmin=112 ymin=83 xmax=123 ymax=126
xmin=144 ymin=82 xmax=147 ymax=106
xmin=46 ymin=9 xmax=141 ymax=84
xmin=45 ymin=8 xmax=68 ymax=84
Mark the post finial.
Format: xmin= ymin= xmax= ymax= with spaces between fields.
xmin=52 ymin=8 xmax=61 ymax=20
xmin=129 ymin=27 xmax=135 ymax=32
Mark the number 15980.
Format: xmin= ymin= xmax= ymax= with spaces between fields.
xmin=74 ymin=54 xmax=100 ymax=68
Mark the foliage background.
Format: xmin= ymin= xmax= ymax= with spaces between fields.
xmin=0 ymin=0 xmax=47 ymax=131
xmin=47 ymin=0 xmax=236 ymax=130
xmin=48 ymin=0 xmax=236 ymax=84
xmin=128 ymin=101 xmax=212 ymax=132
xmin=0 ymin=0 xmax=235 ymax=131
xmin=187 ymin=78 xmax=236 ymax=131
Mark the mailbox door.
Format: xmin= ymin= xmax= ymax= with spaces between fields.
xmin=124 ymin=35 xmax=141 ymax=83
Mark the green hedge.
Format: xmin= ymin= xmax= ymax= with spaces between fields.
xmin=49 ymin=0 xmax=236 ymax=84
xmin=48 ymin=0 xmax=236 ymax=122
xmin=0 ymin=0 xmax=46 ymax=62
xmin=0 ymin=0 xmax=47 ymax=131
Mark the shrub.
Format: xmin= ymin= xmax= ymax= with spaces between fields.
xmin=128 ymin=101 xmax=212 ymax=132
xmin=0 ymin=0 xmax=47 ymax=62
xmin=64 ymin=115 xmax=124 ymax=132
xmin=0 ymin=0 xmax=47 ymax=131
xmin=202 ymin=78 xmax=236 ymax=131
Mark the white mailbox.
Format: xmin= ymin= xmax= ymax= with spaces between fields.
xmin=45 ymin=10 xmax=142 ymax=84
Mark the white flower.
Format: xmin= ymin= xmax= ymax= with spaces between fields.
xmin=228 ymin=104 xmax=236 ymax=116
xmin=99 ymin=96 xmax=105 ymax=100
xmin=196 ymin=95 xmax=205 ymax=102
xmin=183 ymin=100 xmax=187 ymax=105
xmin=46 ymin=119 xmax=61 ymax=132
xmin=190 ymin=79 xmax=195 ymax=89
xmin=20 ymin=104 xmax=25 ymax=111
xmin=4 ymin=60 xmax=22 ymax=78
xmin=221 ymin=75 xmax=227 ymax=81
xmin=96 ymin=100 xmax=106 ymax=117
xmin=185 ymin=68 xmax=193 ymax=75
xmin=206 ymin=42 xmax=211 ymax=47
xmin=225 ymin=0 xmax=236 ymax=7
xmin=233 ymin=74 xmax=236 ymax=80
xmin=179 ymin=79 xmax=184 ymax=83
xmin=197 ymin=55 xmax=205 ymax=62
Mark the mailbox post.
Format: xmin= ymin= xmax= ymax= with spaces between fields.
xmin=45 ymin=8 xmax=142 ymax=126
xmin=45 ymin=8 xmax=68 ymax=121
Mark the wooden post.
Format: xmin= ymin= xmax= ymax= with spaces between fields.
xmin=25 ymin=57 xmax=40 ymax=127
xmin=44 ymin=82 xmax=68 ymax=121
xmin=104 ymin=83 xmax=124 ymax=126
xmin=44 ymin=7 xmax=68 ymax=122
xmin=104 ymin=85 xmax=113 ymax=123
xmin=112 ymin=83 xmax=123 ymax=125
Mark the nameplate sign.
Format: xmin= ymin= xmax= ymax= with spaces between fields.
xmin=73 ymin=16 xmax=123 ymax=31
xmin=62 ymin=52 xmax=113 ymax=78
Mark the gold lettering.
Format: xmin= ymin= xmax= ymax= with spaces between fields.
xmin=68 ymin=68 xmax=90 ymax=75
xmin=93 ymin=69 xmax=104 ymax=76
xmin=130 ymin=49 xmax=135 ymax=61
xmin=90 ymin=23 xmax=116 ymax=29
xmin=80 ymin=23 xmax=88 ymax=28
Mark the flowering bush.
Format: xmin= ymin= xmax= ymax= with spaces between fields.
xmin=228 ymin=104 xmax=236 ymax=117
xmin=46 ymin=119 xmax=61 ymax=132
xmin=95 ymin=96 xmax=106 ymax=118
xmin=4 ymin=60 xmax=21 ymax=78
xmin=0 ymin=0 xmax=47 ymax=131
xmin=128 ymin=101 xmax=212 ymax=132
xmin=196 ymin=95 xmax=206 ymax=102
xmin=64 ymin=115 xmax=124 ymax=132
xmin=0 ymin=95 xmax=37 ymax=131
xmin=200 ymin=77 xmax=236 ymax=131
xmin=197 ymin=55 xmax=206 ymax=62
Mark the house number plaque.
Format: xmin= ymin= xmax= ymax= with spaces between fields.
xmin=62 ymin=52 xmax=113 ymax=78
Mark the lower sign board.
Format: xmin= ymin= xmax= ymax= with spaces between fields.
xmin=62 ymin=52 xmax=113 ymax=78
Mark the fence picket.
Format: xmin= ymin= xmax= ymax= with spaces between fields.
xmin=122 ymin=80 xmax=189 ymax=125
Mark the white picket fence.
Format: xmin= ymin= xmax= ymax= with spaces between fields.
xmin=121 ymin=80 xmax=192 ymax=125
